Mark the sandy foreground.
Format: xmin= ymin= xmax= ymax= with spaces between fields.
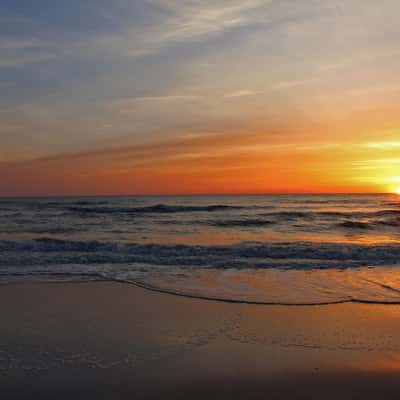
xmin=1 ymin=282 xmax=400 ymax=399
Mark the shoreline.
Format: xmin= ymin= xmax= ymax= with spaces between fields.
xmin=2 ymin=281 xmax=400 ymax=399
xmin=105 ymin=277 xmax=400 ymax=306
xmin=5 ymin=277 xmax=400 ymax=306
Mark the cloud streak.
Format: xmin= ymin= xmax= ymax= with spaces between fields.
xmin=116 ymin=0 xmax=273 ymax=57
xmin=224 ymin=90 xmax=256 ymax=97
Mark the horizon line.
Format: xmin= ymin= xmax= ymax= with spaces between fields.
xmin=0 ymin=192 xmax=393 ymax=199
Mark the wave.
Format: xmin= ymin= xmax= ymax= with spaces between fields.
xmin=70 ymin=200 xmax=109 ymax=206
xmin=261 ymin=209 xmax=400 ymax=218
xmin=336 ymin=216 xmax=400 ymax=230
xmin=207 ymin=211 xmax=400 ymax=230
xmin=211 ymin=218 xmax=275 ymax=227
xmin=337 ymin=221 xmax=372 ymax=229
xmin=377 ymin=218 xmax=400 ymax=227
xmin=67 ymin=204 xmax=244 ymax=214
xmin=386 ymin=202 xmax=400 ymax=207
xmin=260 ymin=211 xmax=310 ymax=219
xmin=1 ymin=238 xmax=400 ymax=269
xmin=0 ymin=227 xmax=80 ymax=235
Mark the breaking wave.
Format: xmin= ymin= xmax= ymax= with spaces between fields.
xmin=1 ymin=238 xmax=400 ymax=269
xmin=2 ymin=237 xmax=400 ymax=305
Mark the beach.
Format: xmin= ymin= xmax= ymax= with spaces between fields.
xmin=2 ymin=282 xmax=400 ymax=399
xmin=3 ymin=0 xmax=400 ymax=396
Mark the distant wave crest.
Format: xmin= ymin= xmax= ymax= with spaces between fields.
xmin=211 ymin=218 xmax=276 ymax=227
xmin=67 ymin=204 xmax=244 ymax=214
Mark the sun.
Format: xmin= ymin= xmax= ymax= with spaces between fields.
xmin=396 ymin=187 xmax=400 ymax=195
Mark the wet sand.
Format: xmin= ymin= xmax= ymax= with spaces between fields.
xmin=1 ymin=282 xmax=400 ymax=399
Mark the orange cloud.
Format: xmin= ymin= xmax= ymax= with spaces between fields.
xmin=0 ymin=127 xmax=393 ymax=196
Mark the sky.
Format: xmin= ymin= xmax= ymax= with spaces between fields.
xmin=1 ymin=0 xmax=400 ymax=196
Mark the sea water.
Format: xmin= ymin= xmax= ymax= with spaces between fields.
xmin=1 ymin=194 xmax=400 ymax=305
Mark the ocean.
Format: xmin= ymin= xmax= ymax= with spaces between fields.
xmin=1 ymin=194 xmax=400 ymax=305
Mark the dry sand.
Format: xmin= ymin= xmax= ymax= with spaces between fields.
xmin=1 ymin=282 xmax=400 ymax=399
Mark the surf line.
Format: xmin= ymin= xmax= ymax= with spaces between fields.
xmin=107 ymin=275 xmax=355 ymax=307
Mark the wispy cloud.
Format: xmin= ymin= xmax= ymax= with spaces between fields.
xmin=365 ymin=141 xmax=400 ymax=150
xmin=113 ymin=95 xmax=200 ymax=104
xmin=98 ymin=0 xmax=272 ymax=57
xmin=352 ymin=159 xmax=400 ymax=168
xmin=0 ymin=37 xmax=41 ymax=50
xmin=0 ymin=34 xmax=56 ymax=68
xmin=109 ymin=95 xmax=201 ymax=115
xmin=224 ymin=90 xmax=256 ymax=98
xmin=0 ymin=52 xmax=55 ymax=68
xmin=271 ymin=79 xmax=314 ymax=90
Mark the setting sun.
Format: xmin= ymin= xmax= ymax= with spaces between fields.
xmin=396 ymin=187 xmax=400 ymax=195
